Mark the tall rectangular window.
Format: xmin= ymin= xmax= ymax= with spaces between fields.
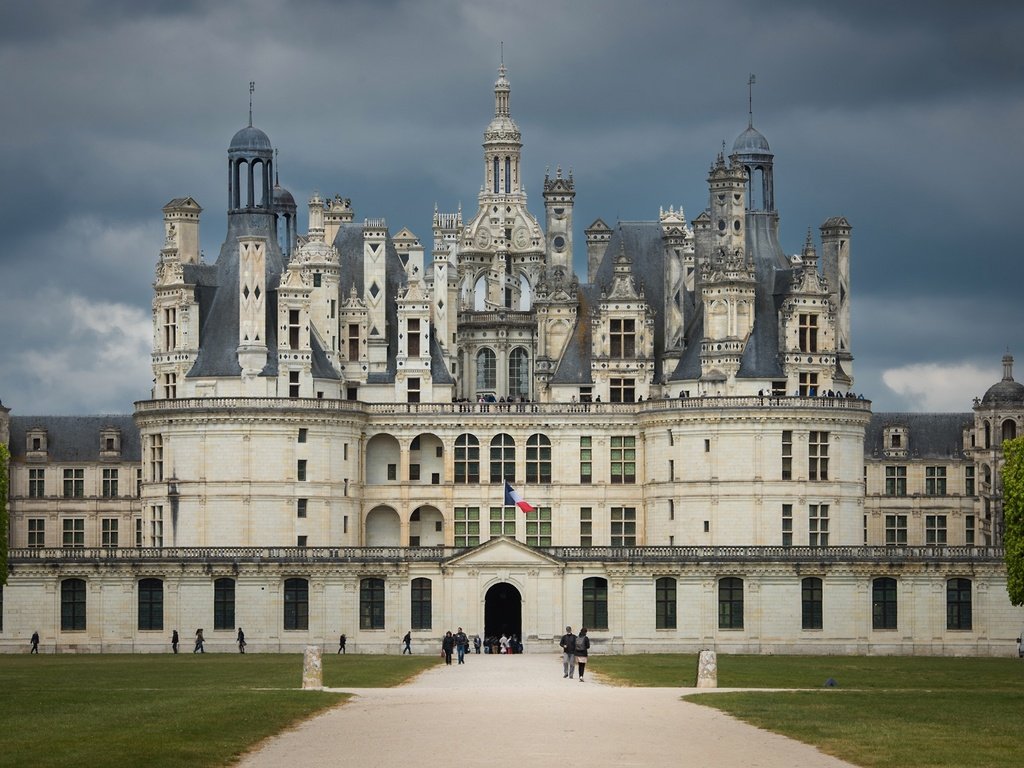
xmin=136 ymin=468 xmax=142 ymax=497
xmin=454 ymin=507 xmax=480 ymax=547
xmin=359 ymin=578 xmax=385 ymax=630
xmin=150 ymin=506 xmax=163 ymax=547
xmin=809 ymin=504 xmax=829 ymax=547
xmin=411 ymin=577 xmax=432 ymax=631
xmin=946 ymin=578 xmax=972 ymax=631
xmin=885 ymin=465 xmax=907 ymax=496
xmin=455 ymin=435 xmax=480 ymax=484
xmin=29 ymin=468 xmax=45 ymax=498
xmin=655 ymin=577 xmax=677 ymax=630
xmin=885 ymin=514 xmax=907 ymax=546
xmin=965 ymin=515 xmax=975 ymax=545
xmin=965 ymin=466 xmax=975 ymax=496
xmin=489 ymin=506 xmax=516 ymax=538
xmin=579 ymin=437 xmax=592 ymax=484
xmin=580 ymin=507 xmax=592 ymax=547
xmin=150 ymin=434 xmax=164 ymax=482
xmin=102 ymin=468 xmax=118 ymax=498
xmin=163 ymin=307 xmax=177 ymax=351
xmin=799 ymin=371 xmax=818 ymax=396
xmin=801 ymin=577 xmax=823 ymax=630
xmin=63 ymin=468 xmax=84 ymax=498
xmin=582 ymin=577 xmax=609 ymax=630
xmin=611 ymin=507 xmax=637 ymax=546
xmin=101 ymin=518 xmax=118 ymax=548
xmin=298 ymin=427 xmax=308 ymax=443
xmin=925 ymin=466 xmax=947 ymax=496
xmin=609 ymin=378 xmax=636 ymax=403
xmin=348 ymin=324 xmax=360 ymax=360
xmin=284 ymin=578 xmax=309 ymax=631
xmin=138 ymin=578 xmax=163 ymax=631
xmin=297 ymin=459 xmax=307 ymax=481
xmin=408 ymin=318 xmax=420 ymax=357
xmin=925 ymin=515 xmax=947 ymax=545
xmin=610 ymin=436 xmax=636 ymax=484
xmin=782 ymin=504 xmax=793 ymax=547
xmin=27 ymin=518 xmax=45 ymax=548
xmin=798 ymin=313 xmax=818 ymax=353
xmin=407 ymin=377 xmax=421 ymax=404
xmin=61 ymin=578 xmax=87 ymax=631
xmin=296 ymin=498 xmax=308 ymax=518
xmin=288 ymin=309 xmax=300 ymax=349
xmin=808 ymin=432 xmax=829 ymax=481
xmin=872 ymin=577 xmax=898 ymax=630
xmin=214 ymin=578 xmax=236 ymax=631
xmin=609 ymin=318 xmax=636 ymax=357
xmin=525 ymin=507 xmax=552 ymax=547
xmin=163 ymin=372 xmax=177 ymax=399
xmin=718 ymin=577 xmax=744 ymax=630
xmin=135 ymin=518 xmax=143 ymax=548
xmin=62 ymin=518 xmax=85 ymax=548
xmin=781 ymin=431 xmax=792 ymax=480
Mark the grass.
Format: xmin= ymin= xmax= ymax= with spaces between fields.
xmin=0 ymin=653 xmax=438 ymax=768
xmin=597 ymin=654 xmax=1024 ymax=768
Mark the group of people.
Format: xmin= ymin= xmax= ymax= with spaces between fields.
xmin=164 ymin=627 xmax=246 ymax=654
xmin=440 ymin=627 xmax=473 ymax=664
xmin=559 ymin=626 xmax=590 ymax=681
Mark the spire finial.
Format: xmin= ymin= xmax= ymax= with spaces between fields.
xmin=274 ymin=148 xmax=279 ymax=186
xmin=249 ymin=81 xmax=255 ymax=127
xmin=747 ymin=74 xmax=756 ymax=128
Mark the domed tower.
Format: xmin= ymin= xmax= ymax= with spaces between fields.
xmin=732 ymin=79 xmax=774 ymax=213
xmin=273 ymin=156 xmax=297 ymax=259
xmin=229 ymin=124 xmax=274 ymax=214
xmin=969 ymin=354 xmax=1024 ymax=544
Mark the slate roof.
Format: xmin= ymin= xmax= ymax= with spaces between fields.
xmin=550 ymin=284 xmax=597 ymax=384
xmin=8 ymin=415 xmax=141 ymax=462
xmin=864 ymin=413 xmax=973 ymax=459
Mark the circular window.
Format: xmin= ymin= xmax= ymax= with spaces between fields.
xmin=717 ymin=219 xmax=726 ymax=231
xmin=734 ymin=220 xmax=741 ymax=231
xmin=553 ymin=235 xmax=566 ymax=251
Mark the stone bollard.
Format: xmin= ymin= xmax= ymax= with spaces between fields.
xmin=302 ymin=645 xmax=323 ymax=690
xmin=696 ymin=649 xmax=718 ymax=688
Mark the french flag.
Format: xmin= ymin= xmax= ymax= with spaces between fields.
xmin=504 ymin=480 xmax=536 ymax=513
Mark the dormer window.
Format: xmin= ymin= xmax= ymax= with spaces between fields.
xmin=883 ymin=426 xmax=908 ymax=458
xmin=27 ymin=428 xmax=48 ymax=461
xmin=100 ymin=428 xmax=122 ymax=459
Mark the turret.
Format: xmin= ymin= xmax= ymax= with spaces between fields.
xmin=543 ymin=167 xmax=575 ymax=272
xmin=237 ymin=236 xmax=269 ymax=378
xmin=820 ymin=216 xmax=853 ymax=384
xmin=585 ymin=219 xmax=611 ymax=283
xmin=363 ymin=219 xmax=389 ymax=374
xmin=162 ymin=198 xmax=202 ymax=264
xmin=707 ymin=153 xmax=748 ymax=256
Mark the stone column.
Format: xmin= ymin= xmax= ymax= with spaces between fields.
xmin=302 ymin=645 xmax=323 ymax=689
xmin=696 ymin=649 xmax=718 ymax=688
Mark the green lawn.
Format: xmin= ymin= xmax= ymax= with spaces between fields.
xmin=0 ymin=653 xmax=438 ymax=768
xmin=597 ymin=654 xmax=1024 ymax=768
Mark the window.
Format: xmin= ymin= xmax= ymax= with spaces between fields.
xmin=61 ymin=578 xmax=87 ymax=631
xmin=781 ymin=431 xmax=792 ymax=480
xmin=798 ymin=313 xmax=818 ymax=353
xmin=580 ymin=507 xmax=592 ymax=547
xmin=406 ymin=377 xmax=420 ymax=404
xmin=454 ymin=507 xmax=480 ymax=547
xmin=150 ymin=506 xmax=163 ymax=547
xmin=62 ymin=518 xmax=85 ymax=548
xmin=809 ymin=504 xmax=829 ymax=547
xmin=508 ymin=347 xmax=529 ymax=398
xmin=214 ymin=578 xmax=236 ymax=631
xmin=27 ymin=518 xmax=45 ymax=548
xmin=359 ymin=578 xmax=385 ymax=630
xmin=489 ymin=433 xmax=515 ymax=483
xmin=946 ymin=578 xmax=972 ymax=631
xmin=288 ymin=309 xmax=301 ymax=349
xmin=965 ymin=515 xmax=975 ymax=545
xmin=476 ymin=348 xmax=497 ymax=390
xmin=801 ymin=577 xmax=823 ymax=630
xmin=163 ymin=307 xmax=177 ymax=350
xmin=386 ymin=463 xmax=397 ymax=481
xmin=138 ymin=578 xmax=164 ymax=631
xmin=925 ymin=515 xmax=947 ymax=545
xmin=885 ymin=466 xmax=907 ymax=496
xmin=609 ymin=319 xmax=636 ymax=357
xmin=101 ymin=518 xmax=118 ymax=548
xmin=610 ymin=436 xmax=636 ymax=484
xmin=579 ymin=437 xmax=592 ymax=484
xmin=135 ymin=518 xmax=143 ymax=547
xmin=63 ymin=468 xmax=84 ymax=498
xmin=408 ymin=318 xmax=420 ymax=357
xmin=102 ymin=468 xmax=118 ymax=498
xmin=885 ymin=514 xmax=907 ymax=546
xmin=525 ymin=507 xmax=552 ymax=547
xmin=284 ymin=578 xmax=309 ymax=631
xmin=289 ymin=370 xmax=300 ymax=398
xmin=925 ymin=466 xmax=947 ymax=496
xmin=163 ymin=372 xmax=177 ymax=399
xmin=582 ymin=577 xmax=608 ymax=630
xmin=136 ymin=468 xmax=142 ymax=497
xmin=718 ymin=577 xmax=744 ymax=630
xmin=808 ymin=432 xmax=829 ymax=481
xmin=489 ymin=506 xmax=516 ymax=538
xmin=611 ymin=507 xmax=637 ymax=546
xmin=297 ymin=498 xmax=308 ymax=518
xmin=296 ymin=535 xmax=307 ymax=547
xmin=297 ymin=459 xmax=307 ymax=481
xmin=965 ymin=466 xmax=975 ymax=496
xmin=609 ymin=378 xmax=636 ymax=403
xmin=782 ymin=504 xmax=793 ymax=547
xmin=149 ymin=434 xmax=164 ymax=482
xmin=655 ymin=577 xmax=677 ymax=630
xmin=526 ymin=434 xmax=552 ymax=484
xmin=298 ymin=428 xmax=308 ymax=443
xmin=348 ymin=323 xmax=360 ymax=360
xmin=872 ymin=577 xmax=898 ymax=630
xmin=411 ymin=577 xmax=432 ymax=630
xmin=29 ymin=468 xmax=44 ymax=498
xmin=454 ymin=434 xmax=480 ymax=484
xmin=799 ymin=371 xmax=818 ymax=396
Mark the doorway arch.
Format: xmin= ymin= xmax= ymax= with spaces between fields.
xmin=484 ymin=582 xmax=522 ymax=640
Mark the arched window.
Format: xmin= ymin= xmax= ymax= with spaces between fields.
xmin=801 ymin=577 xmax=823 ymax=630
xmin=984 ymin=421 xmax=991 ymax=449
xmin=582 ymin=577 xmax=608 ymax=630
xmin=1003 ymin=419 xmax=1017 ymax=442
xmin=872 ymin=577 xmax=897 ymax=630
xmin=508 ymin=347 xmax=530 ymax=398
xmin=454 ymin=434 xmax=480 ymax=484
xmin=718 ymin=577 xmax=744 ymax=629
xmin=493 ymin=157 xmax=499 ymax=194
xmin=505 ymin=156 xmax=511 ymax=194
xmin=61 ymin=578 xmax=86 ymax=631
xmin=490 ymin=433 xmax=516 ymax=483
xmin=525 ymin=434 xmax=551 ymax=484
xmin=476 ymin=348 xmax=497 ymax=391
xmin=411 ymin=577 xmax=432 ymax=631
xmin=284 ymin=578 xmax=309 ymax=631
xmin=360 ymin=577 xmax=386 ymax=630
xmin=946 ymin=578 xmax=972 ymax=631
xmin=138 ymin=578 xmax=163 ymax=631
xmin=214 ymin=578 xmax=235 ymax=631
xmin=655 ymin=577 xmax=676 ymax=630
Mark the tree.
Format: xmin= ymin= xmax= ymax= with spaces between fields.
xmin=0 ymin=443 xmax=8 ymax=585
xmin=1004 ymin=436 xmax=1024 ymax=605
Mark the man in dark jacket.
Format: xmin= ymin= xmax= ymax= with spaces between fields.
xmin=559 ymin=626 xmax=577 ymax=679
xmin=455 ymin=627 xmax=469 ymax=664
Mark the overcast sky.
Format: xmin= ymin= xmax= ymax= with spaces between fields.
xmin=1 ymin=0 xmax=1021 ymax=416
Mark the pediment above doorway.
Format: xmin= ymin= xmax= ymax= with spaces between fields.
xmin=444 ymin=536 xmax=562 ymax=568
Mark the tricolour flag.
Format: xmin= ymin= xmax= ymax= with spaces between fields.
xmin=504 ymin=480 xmax=535 ymax=513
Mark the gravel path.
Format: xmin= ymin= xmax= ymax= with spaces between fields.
xmin=237 ymin=653 xmax=859 ymax=768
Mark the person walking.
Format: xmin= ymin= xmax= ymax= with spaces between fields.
xmin=576 ymin=627 xmax=591 ymax=681
xmin=402 ymin=631 xmax=412 ymax=654
xmin=441 ymin=631 xmax=455 ymax=665
xmin=455 ymin=627 xmax=468 ymax=664
xmin=559 ymin=625 xmax=577 ymax=678
xmin=30 ymin=631 xmax=39 ymax=654
xmin=338 ymin=633 xmax=347 ymax=654
xmin=473 ymin=634 xmax=482 ymax=654
xmin=237 ymin=627 xmax=246 ymax=654
xmin=171 ymin=629 xmax=179 ymax=654
xmin=193 ymin=628 xmax=205 ymax=654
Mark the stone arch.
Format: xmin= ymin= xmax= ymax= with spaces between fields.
xmin=409 ymin=504 xmax=444 ymax=547
xmin=366 ymin=433 xmax=400 ymax=484
xmin=1002 ymin=418 xmax=1017 ymax=442
xmin=708 ymin=299 xmax=728 ymax=339
xmin=365 ymin=505 xmax=400 ymax=546
xmin=518 ymin=273 xmax=533 ymax=311
xmin=409 ymin=433 xmax=444 ymax=484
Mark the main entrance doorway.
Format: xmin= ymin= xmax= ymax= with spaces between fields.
xmin=484 ymin=582 xmax=522 ymax=639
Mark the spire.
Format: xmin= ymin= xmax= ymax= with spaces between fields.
xmin=274 ymin=148 xmax=279 ymax=187
xmin=494 ymin=47 xmax=510 ymax=117
xmin=802 ymin=228 xmax=817 ymax=265
xmin=747 ymin=73 xmax=756 ymax=128
xmin=1003 ymin=354 xmax=1015 ymax=382
xmin=248 ymin=81 xmax=254 ymax=127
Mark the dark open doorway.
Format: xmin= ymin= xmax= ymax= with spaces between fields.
xmin=484 ymin=582 xmax=522 ymax=639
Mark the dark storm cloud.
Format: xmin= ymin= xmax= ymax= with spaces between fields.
xmin=1 ymin=0 xmax=1022 ymax=414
